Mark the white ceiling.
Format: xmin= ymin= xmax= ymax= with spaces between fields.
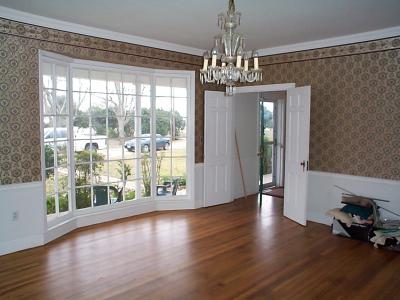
xmin=1 ymin=0 xmax=400 ymax=54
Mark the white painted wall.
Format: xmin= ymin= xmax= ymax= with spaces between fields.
xmin=0 ymin=182 xmax=45 ymax=255
xmin=307 ymin=171 xmax=400 ymax=225
xmin=231 ymin=93 xmax=259 ymax=199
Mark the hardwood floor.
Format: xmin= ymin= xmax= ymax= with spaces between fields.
xmin=1 ymin=195 xmax=399 ymax=300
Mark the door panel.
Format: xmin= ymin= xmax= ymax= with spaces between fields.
xmin=284 ymin=86 xmax=311 ymax=226
xmin=204 ymin=91 xmax=233 ymax=207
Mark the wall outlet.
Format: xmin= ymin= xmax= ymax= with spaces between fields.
xmin=12 ymin=211 xmax=18 ymax=221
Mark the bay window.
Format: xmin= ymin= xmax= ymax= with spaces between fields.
xmin=40 ymin=52 xmax=194 ymax=224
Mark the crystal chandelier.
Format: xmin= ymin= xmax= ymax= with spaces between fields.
xmin=200 ymin=0 xmax=262 ymax=95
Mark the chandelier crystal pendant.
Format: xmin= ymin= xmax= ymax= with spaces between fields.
xmin=200 ymin=0 xmax=262 ymax=95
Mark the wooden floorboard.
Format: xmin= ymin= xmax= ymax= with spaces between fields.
xmin=0 ymin=195 xmax=399 ymax=299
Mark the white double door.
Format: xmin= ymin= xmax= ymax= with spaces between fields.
xmin=203 ymin=87 xmax=311 ymax=226
xmin=203 ymin=91 xmax=233 ymax=207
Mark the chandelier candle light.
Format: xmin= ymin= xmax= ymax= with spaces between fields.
xmin=200 ymin=0 xmax=262 ymax=95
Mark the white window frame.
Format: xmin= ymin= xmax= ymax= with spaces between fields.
xmin=39 ymin=50 xmax=195 ymax=228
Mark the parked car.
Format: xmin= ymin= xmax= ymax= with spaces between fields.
xmin=124 ymin=134 xmax=170 ymax=152
xmin=43 ymin=127 xmax=107 ymax=152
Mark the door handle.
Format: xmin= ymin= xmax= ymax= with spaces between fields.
xmin=306 ymin=160 xmax=309 ymax=171
xmin=300 ymin=160 xmax=305 ymax=172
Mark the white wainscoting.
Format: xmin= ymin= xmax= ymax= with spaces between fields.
xmin=1 ymin=166 xmax=204 ymax=255
xmin=194 ymin=163 xmax=204 ymax=208
xmin=0 ymin=182 xmax=45 ymax=256
xmin=307 ymin=171 xmax=400 ymax=225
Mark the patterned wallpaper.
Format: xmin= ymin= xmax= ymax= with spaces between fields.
xmin=256 ymin=37 xmax=400 ymax=180
xmin=0 ymin=18 xmax=221 ymax=184
xmin=0 ymin=17 xmax=399 ymax=184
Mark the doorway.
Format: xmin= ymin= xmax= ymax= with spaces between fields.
xmin=204 ymin=84 xmax=311 ymax=226
xmin=258 ymin=91 xmax=286 ymax=199
xmin=259 ymin=100 xmax=276 ymax=188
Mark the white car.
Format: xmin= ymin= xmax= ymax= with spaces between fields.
xmin=43 ymin=127 xmax=106 ymax=151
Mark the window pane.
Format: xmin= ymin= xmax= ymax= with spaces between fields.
xmin=59 ymin=192 xmax=69 ymax=213
xmin=123 ymin=160 xmax=137 ymax=181
xmin=55 ymin=117 xmax=68 ymax=141
xmin=156 ymin=77 xmax=171 ymax=97
xmin=140 ymin=116 xmax=150 ymax=136
xmin=138 ymin=75 xmax=151 ymax=96
xmin=156 ymin=117 xmax=171 ymax=136
xmin=73 ymin=116 xmax=90 ymax=143
xmin=108 ymin=94 xmax=125 ymax=117
xmin=109 ymin=183 xmax=123 ymax=204
xmin=85 ymin=139 xmax=107 ymax=155
xmin=107 ymin=138 xmax=123 ymax=161
xmin=56 ymin=143 xmax=68 ymax=166
xmin=156 ymin=154 xmax=171 ymax=186
xmin=46 ymin=194 xmax=56 ymax=215
xmin=44 ymin=143 xmax=55 ymax=168
xmin=43 ymin=89 xmax=55 ymax=115
xmin=172 ymin=78 xmax=187 ymax=98
xmin=172 ymin=157 xmax=187 ymax=195
xmin=43 ymin=116 xmax=55 ymax=139
xmin=76 ymin=187 xmax=91 ymax=209
xmin=140 ymin=96 xmax=151 ymax=116
xmin=108 ymin=161 xmax=122 ymax=183
xmin=172 ymin=157 xmax=187 ymax=177
xmin=171 ymin=138 xmax=186 ymax=157
xmin=91 ymin=116 xmax=107 ymax=136
xmin=73 ymin=92 xmax=90 ymax=115
xmin=56 ymin=90 xmax=68 ymax=115
xmin=123 ymin=116 xmax=136 ymax=139
xmin=42 ymin=63 xmax=53 ymax=89
xmin=107 ymin=72 xmax=122 ymax=94
xmin=72 ymin=69 xmax=90 ymax=92
xmin=57 ymin=169 xmax=69 ymax=192
xmin=173 ymin=116 xmax=187 ymax=138
xmin=55 ymin=65 xmax=67 ymax=90
xmin=91 ymin=71 xmax=107 ymax=93
xmin=75 ymin=163 xmax=91 ymax=185
xmin=156 ymin=97 xmax=171 ymax=112
xmin=92 ymin=161 xmax=107 ymax=185
xmin=123 ymin=137 xmax=137 ymax=156
xmin=46 ymin=171 xmax=55 ymax=194
xmin=139 ymin=136 xmax=151 ymax=154
xmin=106 ymin=117 xmax=119 ymax=138
xmin=124 ymin=95 xmax=136 ymax=116
xmin=123 ymin=73 xmax=136 ymax=94
xmin=173 ymin=98 xmax=187 ymax=118
xmin=91 ymin=93 xmax=107 ymax=114
xmin=124 ymin=182 xmax=137 ymax=201
xmin=176 ymin=177 xmax=187 ymax=195
xmin=141 ymin=178 xmax=151 ymax=197
xmin=140 ymin=155 xmax=152 ymax=197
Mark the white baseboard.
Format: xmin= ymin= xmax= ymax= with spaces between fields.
xmin=156 ymin=199 xmax=195 ymax=210
xmin=76 ymin=201 xmax=155 ymax=228
xmin=307 ymin=212 xmax=332 ymax=226
xmin=46 ymin=218 xmax=76 ymax=244
xmin=0 ymin=234 xmax=44 ymax=256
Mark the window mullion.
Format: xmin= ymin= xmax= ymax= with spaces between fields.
xmin=150 ymin=75 xmax=157 ymax=198
xmin=135 ymin=79 xmax=141 ymax=199
xmin=68 ymin=65 xmax=75 ymax=214
xmin=89 ymin=70 xmax=94 ymax=208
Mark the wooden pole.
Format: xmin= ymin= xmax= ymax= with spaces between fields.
xmin=235 ymin=131 xmax=247 ymax=199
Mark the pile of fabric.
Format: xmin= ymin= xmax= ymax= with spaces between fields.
xmin=326 ymin=194 xmax=400 ymax=251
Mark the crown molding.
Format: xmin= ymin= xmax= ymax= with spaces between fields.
xmin=0 ymin=6 xmax=204 ymax=56
xmin=1 ymin=5 xmax=399 ymax=58
xmin=258 ymin=26 xmax=400 ymax=56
